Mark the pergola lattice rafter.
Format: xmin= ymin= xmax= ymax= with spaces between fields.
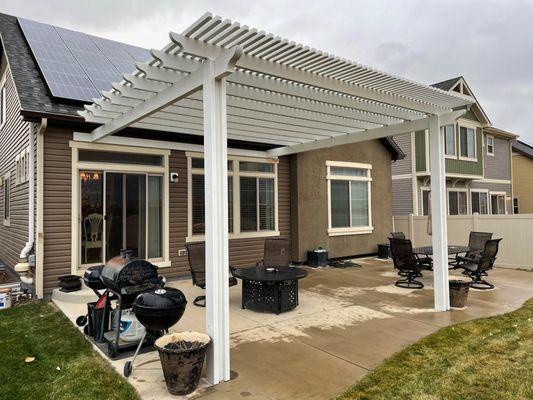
xmin=78 ymin=13 xmax=473 ymax=148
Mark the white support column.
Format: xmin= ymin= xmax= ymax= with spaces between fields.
xmin=203 ymin=59 xmax=231 ymax=384
xmin=428 ymin=114 xmax=450 ymax=311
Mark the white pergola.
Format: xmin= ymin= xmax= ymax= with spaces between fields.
xmin=78 ymin=13 xmax=474 ymax=384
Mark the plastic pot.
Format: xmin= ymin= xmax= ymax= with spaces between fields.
xmin=449 ymin=280 xmax=470 ymax=308
xmin=155 ymin=332 xmax=211 ymax=395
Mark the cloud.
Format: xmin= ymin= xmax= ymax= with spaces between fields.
xmin=2 ymin=0 xmax=532 ymax=141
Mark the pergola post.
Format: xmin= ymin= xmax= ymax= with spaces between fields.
xmin=428 ymin=114 xmax=450 ymax=311
xmin=203 ymin=59 xmax=231 ymax=384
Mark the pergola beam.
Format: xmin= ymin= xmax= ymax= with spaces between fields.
xmin=267 ymin=116 xmax=430 ymax=157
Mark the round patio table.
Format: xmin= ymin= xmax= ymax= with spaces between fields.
xmin=232 ymin=267 xmax=308 ymax=314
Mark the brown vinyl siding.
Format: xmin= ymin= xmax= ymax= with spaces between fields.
xmin=0 ymin=64 xmax=30 ymax=270
xmin=390 ymin=133 xmax=412 ymax=176
xmin=42 ymin=127 xmax=72 ymax=293
xmin=41 ymin=132 xmax=291 ymax=293
xmin=392 ymin=178 xmax=413 ymax=215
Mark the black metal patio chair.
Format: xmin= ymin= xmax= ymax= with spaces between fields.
xmin=451 ymin=231 xmax=493 ymax=267
xmin=257 ymin=238 xmax=291 ymax=268
xmin=185 ymin=243 xmax=238 ymax=307
xmin=389 ymin=238 xmax=432 ymax=289
xmin=457 ymin=238 xmax=501 ymax=290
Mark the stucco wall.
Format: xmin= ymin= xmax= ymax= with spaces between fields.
xmin=291 ymin=140 xmax=392 ymax=261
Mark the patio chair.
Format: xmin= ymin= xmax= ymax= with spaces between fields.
xmin=257 ymin=238 xmax=291 ymax=268
xmin=457 ymin=238 xmax=501 ymax=290
xmin=389 ymin=238 xmax=432 ymax=289
xmin=184 ymin=243 xmax=238 ymax=307
xmin=451 ymin=231 xmax=493 ymax=271
xmin=390 ymin=232 xmax=406 ymax=239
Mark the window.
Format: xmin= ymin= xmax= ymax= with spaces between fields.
xmin=15 ymin=148 xmax=30 ymax=185
xmin=421 ymin=189 xmax=430 ymax=216
xmin=486 ymin=135 xmax=494 ymax=156
xmin=327 ymin=161 xmax=372 ymax=236
xmin=513 ymin=198 xmax=519 ymax=214
xmin=448 ymin=190 xmax=467 ymax=215
xmin=459 ymin=126 xmax=476 ymax=159
xmin=442 ymin=124 xmax=456 ymax=157
xmin=0 ymin=84 xmax=6 ymax=128
xmin=188 ymin=155 xmax=278 ymax=240
xmin=3 ymin=173 xmax=10 ymax=225
xmin=490 ymin=193 xmax=506 ymax=215
xmin=471 ymin=191 xmax=488 ymax=214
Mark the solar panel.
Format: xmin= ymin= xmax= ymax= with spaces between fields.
xmin=18 ymin=17 xmax=151 ymax=102
xmin=18 ymin=18 xmax=100 ymax=101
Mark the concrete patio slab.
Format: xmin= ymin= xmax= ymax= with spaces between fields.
xmin=52 ymin=257 xmax=533 ymax=400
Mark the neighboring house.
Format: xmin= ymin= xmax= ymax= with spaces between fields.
xmin=392 ymin=77 xmax=517 ymax=216
xmin=0 ymin=14 xmax=403 ymax=297
xmin=511 ymin=140 xmax=533 ymax=214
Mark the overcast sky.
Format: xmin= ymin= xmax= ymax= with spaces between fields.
xmin=2 ymin=0 xmax=532 ymax=142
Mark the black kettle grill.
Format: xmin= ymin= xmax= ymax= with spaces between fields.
xmin=100 ymin=250 xmax=163 ymax=359
xmin=100 ymin=250 xmax=160 ymax=294
xmin=122 ymin=287 xmax=187 ymax=377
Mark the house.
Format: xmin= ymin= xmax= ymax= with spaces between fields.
xmin=0 ymin=13 xmax=405 ymax=298
xmin=511 ymin=140 xmax=533 ymax=213
xmin=391 ymin=77 xmax=517 ymax=216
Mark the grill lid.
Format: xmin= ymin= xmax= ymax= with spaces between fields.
xmin=100 ymin=249 xmax=159 ymax=291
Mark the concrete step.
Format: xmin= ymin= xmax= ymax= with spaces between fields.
xmin=52 ymin=284 xmax=98 ymax=304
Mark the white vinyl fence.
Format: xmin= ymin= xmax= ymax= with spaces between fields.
xmin=393 ymin=214 xmax=533 ymax=270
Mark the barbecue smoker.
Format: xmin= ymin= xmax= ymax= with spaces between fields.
xmin=100 ymin=250 xmax=162 ymax=358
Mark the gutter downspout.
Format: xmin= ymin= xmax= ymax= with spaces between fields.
xmin=14 ymin=122 xmax=36 ymax=284
xmin=36 ymin=118 xmax=47 ymax=298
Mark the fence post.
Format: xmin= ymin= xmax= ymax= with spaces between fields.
xmin=408 ymin=213 xmax=415 ymax=244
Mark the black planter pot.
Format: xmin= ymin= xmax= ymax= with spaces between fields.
xmin=133 ymin=288 xmax=187 ymax=331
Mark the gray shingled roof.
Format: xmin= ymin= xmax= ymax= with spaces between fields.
xmin=513 ymin=140 xmax=533 ymax=159
xmin=431 ymin=77 xmax=461 ymax=92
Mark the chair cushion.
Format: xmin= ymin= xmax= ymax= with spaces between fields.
xmin=461 ymin=262 xmax=478 ymax=272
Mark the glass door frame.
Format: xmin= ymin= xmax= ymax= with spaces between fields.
xmin=71 ymin=141 xmax=170 ymax=274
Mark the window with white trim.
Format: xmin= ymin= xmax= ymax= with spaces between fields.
xmin=513 ymin=197 xmax=519 ymax=214
xmin=188 ymin=155 xmax=278 ymax=240
xmin=471 ymin=191 xmax=488 ymax=214
xmin=442 ymin=124 xmax=456 ymax=157
xmin=486 ymin=135 xmax=494 ymax=155
xmin=448 ymin=190 xmax=467 ymax=215
xmin=0 ymin=84 xmax=6 ymax=128
xmin=327 ymin=161 xmax=373 ymax=236
xmin=490 ymin=193 xmax=506 ymax=215
xmin=459 ymin=126 xmax=476 ymax=159
xmin=3 ymin=173 xmax=10 ymax=224
xmin=15 ymin=148 xmax=30 ymax=185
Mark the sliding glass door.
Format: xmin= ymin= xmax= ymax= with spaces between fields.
xmin=80 ymin=170 xmax=162 ymax=266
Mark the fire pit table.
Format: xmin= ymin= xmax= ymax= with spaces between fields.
xmin=232 ymin=266 xmax=308 ymax=314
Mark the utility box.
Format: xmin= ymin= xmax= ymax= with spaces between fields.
xmin=307 ymin=249 xmax=328 ymax=267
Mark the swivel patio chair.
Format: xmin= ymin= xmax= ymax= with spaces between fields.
xmin=457 ymin=238 xmax=501 ymax=290
xmin=257 ymin=238 xmax=291 ymax=268
xmin=390 ymin=232 xmax=406 ymax=239
xmin=185 ymin=243 xmax=238 ymax=307
xmin=389 ymin=238 xmax=431 ymax=289
xmin=451 ymin=231 xmax=493 ymax=269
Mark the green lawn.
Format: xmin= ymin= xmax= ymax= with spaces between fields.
xmin=336 ymin=298 xmax=533 ymax=400
xmin=0 ymin=302 xmax=140 ymax=400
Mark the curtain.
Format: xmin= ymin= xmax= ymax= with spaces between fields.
xmin=147 ymin=175 xmax=162 ymax=259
